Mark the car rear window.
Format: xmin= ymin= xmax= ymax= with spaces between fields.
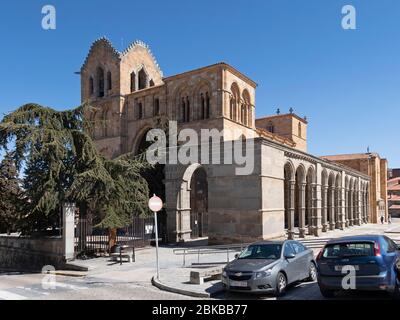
xmin=322 ymin=242 xmax=374 ymax=258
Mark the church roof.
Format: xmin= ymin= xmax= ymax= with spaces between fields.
xmin=81 ymin=37 xmax=163 ymax=76
xmin=321 ymin=153 xmax=381 ymax=161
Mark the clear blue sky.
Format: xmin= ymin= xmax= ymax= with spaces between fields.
xmin=0 ymin=0 xmax=399 ymax=166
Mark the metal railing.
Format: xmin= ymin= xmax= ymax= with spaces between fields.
xmin=173 ymin=243 xmax=251 ymax=266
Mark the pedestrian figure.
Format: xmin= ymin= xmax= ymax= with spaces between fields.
xmin=380 ymin=215 xmax=384 ymax=224
xmin=388 ymin=215 xmax=392 ymax=224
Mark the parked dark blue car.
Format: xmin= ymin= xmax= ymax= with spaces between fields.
xmin=316 ymin=235 xmax=400 ymax=299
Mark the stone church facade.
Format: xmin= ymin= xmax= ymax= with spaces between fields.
xmin=81 ymin=38 xmax=372 ymax=244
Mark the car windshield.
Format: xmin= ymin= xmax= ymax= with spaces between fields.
xmin=238 ymin=244 xmax=282 ymax=260
xmin=322 ymin=242 xmax=374 ymax=258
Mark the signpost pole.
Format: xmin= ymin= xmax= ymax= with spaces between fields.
xmin=153 ymin=209 xmax=160 ymax=280
xmin=148 ymin=194 xmax=163 ymax=281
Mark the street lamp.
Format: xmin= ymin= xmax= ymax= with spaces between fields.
xmin=148 ymin=194 xmax=163 ymax=280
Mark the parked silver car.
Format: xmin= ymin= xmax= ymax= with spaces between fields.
xmin=222 ymin=240 xmax=316 ymax=296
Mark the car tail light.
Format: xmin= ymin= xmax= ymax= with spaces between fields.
xmin=316 ymin=248 xmax=324 ymax=260
xmin=374 ymin=241 xmax=381 ymax=257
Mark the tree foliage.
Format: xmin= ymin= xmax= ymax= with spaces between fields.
xmin=0 ymin=151 xmax=22 ymax=233
xmin=0 ymin=103 xmax=151 ymax=233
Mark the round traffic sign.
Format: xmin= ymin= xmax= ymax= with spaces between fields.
xmin=148 ymin=194 xmax=163 ymax=212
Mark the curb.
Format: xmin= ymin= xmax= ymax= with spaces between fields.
xmin=50 ymin=270 xmax=87 ymax=277
xmin=152 ymin=276 xmax=223 ymax=298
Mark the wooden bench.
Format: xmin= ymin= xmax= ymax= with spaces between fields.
xmin=190 ymin=267 xmax=223 ymax=285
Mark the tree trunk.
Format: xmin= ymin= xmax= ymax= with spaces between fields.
xmin=109 ymin=228 xmax=117 ymax=252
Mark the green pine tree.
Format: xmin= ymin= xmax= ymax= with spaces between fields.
xmin=0 ymin=152 xmax=22 ymax=234
xmin=0 ymin=103 xmax=151 ymax=235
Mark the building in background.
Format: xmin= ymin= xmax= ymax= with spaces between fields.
xmin=321 ymin=153 xmax=388 ymax=223
xmin=388 ymin=168 xmax=400 ymax=179
xmin=388 ymin=170 xmax=400 ymax=218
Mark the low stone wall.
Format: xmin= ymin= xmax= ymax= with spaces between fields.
xmin=0 ymin=236 xmax=65 ymax=272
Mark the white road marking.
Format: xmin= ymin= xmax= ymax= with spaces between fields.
xmin=0 ymin=290 xmax=27 ymax=300
xmin=16 ymin=286 xmax=50 ymax=296
xmin=54 ymin=282 xmax=89 ymax=290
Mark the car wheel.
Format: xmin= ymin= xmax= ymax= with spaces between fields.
xmin=275 ymin=272 xmax=287 ymax=297
xmin=306 ymin=262 xmax=317 ymax=282
xmin=320 ymin=287 xmax=335 ymax=298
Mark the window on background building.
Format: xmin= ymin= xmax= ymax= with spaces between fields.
xmin=107 ymin=71 xmax=112 ymax=91
xmin=97 ymin=67 xmax=105 ymax=97
xmin=130 ymin=72 xmax=136 ymax=93
xmin=138 ymin=102 xmax=143 ymax=119
xmin=154 ymin=98 xmax=160 ymax=116
xmin=89 ymin=77 xmax=94 ymax=95
xmin=138 ymin=68 xmax=147 ymax=90
xmin=230 ymin=97 xmax=235 ymax=120
xmin=200 ymin=94 xmax=205 ymax=119
xmin=181 ymin=97 xmax=190 ymax=123
xmin=205 ymin=92 xmax=210 ymax=119
xmin=298 ymin=122 xmax=302 ymax=138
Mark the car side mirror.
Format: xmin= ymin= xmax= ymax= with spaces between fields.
xmin=285 ymin=253 xmax=296 ymax=259
xmin=234 ymin=254 xmax=239 ymax=259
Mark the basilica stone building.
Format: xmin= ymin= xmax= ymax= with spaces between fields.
xmin=81 ymin=38 xmax=374 ymax=244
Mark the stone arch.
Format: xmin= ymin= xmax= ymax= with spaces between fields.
xmin=174 ymin=85 xmax=192 ymax=123
xmin=284 ymin=161 xmax=295 ymax=238
xmin=334 ymin=173 xmax=342 ymax=229
xmin=178 ymin=164 xmax=209 ymax=239
xmin=305 ymin=166 xmax=316 ymax=234
xmin=321 ymin=169 xmax=329 ymax=232
xmin=230 ymin=82 xmax=240 ymax=121
xmin=242 ymin=89 xmax=252 ymax=127
xmin=194 ymin=79 xmax=212 ymax=120
xmin=294 ymin=164 xmax=306 ymax=237
xmin=138 ymin=66 xmax=149 ymax=90
xmin=132 ymin=126 xmax=154 ymax=155
xmin=327 ymin=171 xmax=336 ymax=230
xmin=97 ymin=66 xmax=105 ymax=98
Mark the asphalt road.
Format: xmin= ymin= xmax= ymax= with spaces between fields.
xmin=0 ymin=272 xmax=394 ymax=300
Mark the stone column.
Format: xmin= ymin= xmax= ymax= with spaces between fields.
xmin=287 ymin=180 xmax=296 ymax=240
xmin=322 ymin=186 xmax=328 ymax=232
xmin=63 ymin=203 xmax=75 ymax=262
xmin=313 ymin=183 xmax=322 ymax=236
xmin=329 ymin=187 xmax=336 ymax=230
xmin=307 ymin=183 xmax=313 ymax=235
xmin=345 ymin=189 xmax=349 ymax=227
xmin=349 ymin=190 xmax=354 ymax=226
xmin=355 ymin=182 xmax=361 ymax=226
xmin=335 ymin=188 xmax=341 ymax=229
xmin=299 ymin=183 xmax=306 ymax=238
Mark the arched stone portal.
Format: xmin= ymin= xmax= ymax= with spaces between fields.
xmin=190 ymin=167 xmax=208 ymax=238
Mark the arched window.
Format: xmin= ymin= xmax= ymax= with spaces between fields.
xmin=107 ymin=71 xmax=112 ymax=91
xmin=181 ymin=98 xmax=186 ymax=123
xmin=230 ymin=97 xmax=235 ymax=120
xmin=267 ymin=121 xmax=274 ymax=133
xmin=154 ymin=98 xmax=160 ymax=116
xmin=149 ymin=79 xmax=155 ymax=87
xmin=130 ymin=72 xmax=136 ymax=93
xmin=200 ymin=94 xmax=205 ymax=119
xmin=89 ymin=77 xmax=94 ymax=95
xmin=230 ymin=83 xmax=240 ymax=122
xmin=298 ymin=122 xmax=302 ymax=138
xmin=138 ymin=102 xmax=143 ymax=120
xmin=97 ymin=67 xmax=105 ymax=98
xmin=138 ymin=68 xmax=147 ymax=90
xmin=205 ymin=92 xmax=210 ymax=119
xmin=181 ymin=97 xmax=190 ymax=122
